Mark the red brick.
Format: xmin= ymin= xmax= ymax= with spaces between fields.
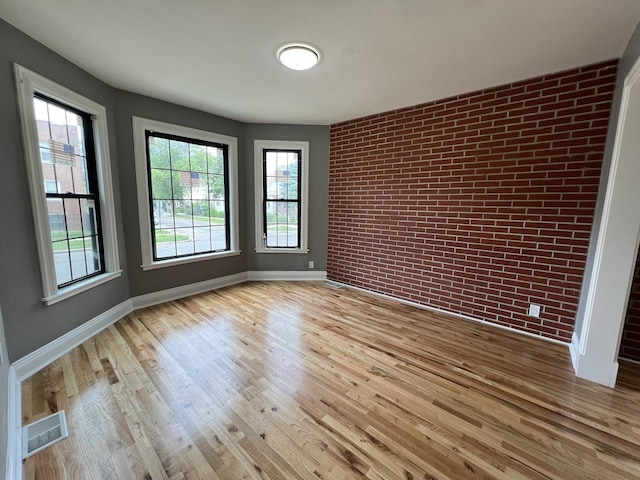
xmin=328 ymin=61 xmax=618 ymax=342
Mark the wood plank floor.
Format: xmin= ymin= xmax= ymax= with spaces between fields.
xmin=21 ymin=281 xmax=640 ymax=480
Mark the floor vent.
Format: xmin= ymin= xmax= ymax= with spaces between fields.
xmin=326 ymin=280 xmax=345 ymax=289
xmin=23 ymin=410 xmax=68 ymax=458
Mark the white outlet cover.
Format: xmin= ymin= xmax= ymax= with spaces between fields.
xmin=529 ymin=304 xmax=541 ymax=317
xmin=308 ymin=261 xmax=314 ymax=269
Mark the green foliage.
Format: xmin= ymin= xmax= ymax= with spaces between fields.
xmin=278 ymin=160 xmax=299 ymax=200
xmin=154 ymin=230 xmax=189 ymax=243
xmin=148 ymin=135 xmax=226 ymax=202
xmin=266 ymin=213 xmax=288 ymax=223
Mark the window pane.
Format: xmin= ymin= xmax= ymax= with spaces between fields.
xmin=154 ymin=227 xmax=177 ymax=259
xmin=207 ymin=146 xmax=224 ymax=174
xmin=151 ymin=169 xmax=172 ymax=200
xmin=152 ymin=200 xmax=174 ymax=230
xmin=177 ymin=199 xmax=193 ymax=219
xmin=285 ymin=203 xmax=299 ymax=247
xmin=207 ymin=174 xmax=225 ymax=201
xmin=169 ymin=139 xmax=189 ymax=171
xmin=51 ymin=162 xmax=73 ymax=194
xmin=193 ymin=227 xmax=211 ymax=254
xmin=211 ymin=224 xmax=227 ymax=251
xmin=190 ymin=144 xmax=207 ymax=173
xmin=67 ymin=110 xmax=86 ymax=158
xmin=171 ymin=171 xmax=185 ymax=201
xmin=148 ymin=136 xmax=170 ymax=169
xmin=52 ymin=240 xmax=72 ymax=285
xmin=209 ymin=200 xmax=225 ymax=224
xmin=176 ymin=227 xmax=194 ymax=256
xmin=47 ymin=103 xmax=68 ymax=143
xmin=47 ymin=198 xmax=65 ymax=240
xmin=44 ymin=180 xmax=58 ymax=194
xmin=147 ymin=132 xmax=230 ymax=260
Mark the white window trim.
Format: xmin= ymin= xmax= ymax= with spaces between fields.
xmin=14 ymin=64 xmax=122 ymax=306
xmin=254 ymin=139 xmax=309 ymax=254
xmin=132 ymin=116 xmax=240 ymax=270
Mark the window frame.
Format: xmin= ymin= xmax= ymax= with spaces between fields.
xmin=14 ymin=64 xmax=121 ymax=305
xmin=133 ymin=117 xmax=240 ymax=270
xmin=254 ymin=140 xmax=309 ymax=254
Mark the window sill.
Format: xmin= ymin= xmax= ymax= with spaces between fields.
xmin=141 ymin=250 xmax=241 ymax=271
xmin=43 ymin=270 xmax=123 ymax=306
xmin=255 ymin=248 xmax=309 ymax=254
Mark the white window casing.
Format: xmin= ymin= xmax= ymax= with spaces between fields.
xmin=254 ymin=139 xmax=309 ymax=254
xmin=132 ymin=116 xmax=240 ymax=270
xmin=14 ymin=64 xmax=121 ymax=306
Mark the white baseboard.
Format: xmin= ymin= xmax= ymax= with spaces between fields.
xmin=12 ymin=270 xmax=321 ymax=380
xmin=618 ymin=356 xmax=640 ymax=365
xmin=131 ymin=271 xmax=248 ymax=309
xmin=12 ymin=299 xmax=133 ymax=382
xmin=6 ymin=366 xmax=21 ymax=480
xmin=572 ymin=352 xmax=619 ymax=387
xmin=570 ymin=332 xmax=581 ymax=371
xmin=570 ymin=332 xmax=619 ymax=387
xmin=247 ymin=270 xmax=327 ymax=281
xmin=332 ymin=280 xmax=570 ymax=347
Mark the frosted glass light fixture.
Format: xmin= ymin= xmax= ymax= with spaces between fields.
xmin=277 ymin=44 xmax=319 ymax=70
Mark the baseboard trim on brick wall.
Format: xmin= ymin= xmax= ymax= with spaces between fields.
xmin=13 ymin=300 xmax=134 ymax=382
xmin=131 ymin=272 xmax=249 ymax=309
xmin=247 ymin=270 xmax=327 ymax=281
xmin=618 ymin=356 xmax=640 ymax=366
xmin=332 ymin=280 xmax=570 ymax=347
xmin=6 ymin=366 xmax=22 ymax=480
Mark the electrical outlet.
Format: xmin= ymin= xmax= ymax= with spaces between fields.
xmin=308 ymin=260 xmax=315 ymax=269
xmin=528 ymin=304 xmax=541 ymax=318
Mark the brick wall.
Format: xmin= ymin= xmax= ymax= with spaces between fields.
xmin=327 ymin=60 xmax=618 ymax=342
xmin=620 ymin=248 xmax=640 ymax=361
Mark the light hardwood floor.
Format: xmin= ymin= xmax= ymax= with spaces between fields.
xmin=21 ymin=281 xmax=640 ymax=479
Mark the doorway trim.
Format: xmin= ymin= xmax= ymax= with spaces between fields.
xmin=571 ymin=55 xmax=640 ymax=386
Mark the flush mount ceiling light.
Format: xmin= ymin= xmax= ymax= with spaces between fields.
xmin=277 ymin=44 xmax=320 ymax=70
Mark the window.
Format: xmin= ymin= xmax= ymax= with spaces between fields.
xmin=15 ymin=65 xmax=121 ymax=305
xmin=133 ymin=117 xmax=239 ymax=270
xmin=34 ymin=94 xmax=106 ymax=288
xmin=44 ymin=180 xmax=58 ymax=194
xmin=254 ymin=140 xmax=309 ymax=253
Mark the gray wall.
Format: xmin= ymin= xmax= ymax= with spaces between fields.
xmin=574 ymin=21 xmax=640 ymax=338
xmin=0 ymin=19 xmax=130 ymax=361
xmin=244 ymin=124 xmax=330 ymax=272
xmin=0 ymin=19 xmax=331 ymax=362
xmin=0 ymin=306 xmax=9 ymax=480
xmin=114 ymin=90 xmax=247 ymax=296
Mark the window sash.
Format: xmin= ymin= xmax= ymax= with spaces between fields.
xmin=262 ymin=149 xmax=302 ymax=249
xmin=144 ymin=130 xmax=231 ymax=261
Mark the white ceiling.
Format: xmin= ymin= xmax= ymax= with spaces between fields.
xmin=1 ymin=1 xmax=640 ymax=125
